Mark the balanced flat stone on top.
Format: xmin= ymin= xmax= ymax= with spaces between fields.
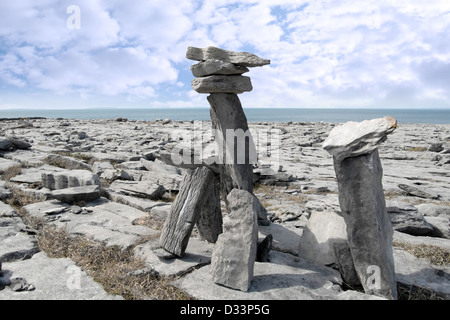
xmin=323 ymin=116 xmax=397 ymax=162
xmin=191 ymin=75 xmax=253 ymax=94
xmin=186 ymin=46 xmax=270 ymax=67
xmin=191 ymin=59 xmax=249 ymax=77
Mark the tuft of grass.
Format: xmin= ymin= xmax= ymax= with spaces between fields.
xmin=393 ymin=240 xmax=449 ymax=267
xmin=406 ymin=146 xmax=427 ymax=152
xmin=1 ymin=164 xmax=23 ymax=181
xmin=33 ymin=223 xmax=193 ymax=300
xmin=397 ymin=283 xmax=444 ymax=300
xmin=254 ymin=183 xmax=309 ymax=207
xmin=5 ymin=182 xmax=45 ymax=209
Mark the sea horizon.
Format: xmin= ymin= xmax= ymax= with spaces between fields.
xmin=1 ymin=107 xmax=449 ymax=124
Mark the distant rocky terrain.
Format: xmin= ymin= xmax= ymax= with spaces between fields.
xmin=1 ymin=117 xmax=449 ymax=300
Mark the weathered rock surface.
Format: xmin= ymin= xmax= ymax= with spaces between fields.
xmin=398 ymin=183 xmax=440 ymax=200
xmin=176 ymin=251 xmax=384 ymax=300
xmin=192 ymin=75 xmax=253 ymax=94
xmin=386 ymin=200 xmax=434 ymax=236
xmin=45 ymin=154 xmax=92 ymax=171
xmin=134 ymin=237 xmax=215 ymax=277
xmin=51 ymin=185 xmax=101 ymax=204
xmin=190 ymin=59 xmax=249 ymax=77
xmin=333 ymin=150 xmax=398 ymax=299
xmin=210 ymin=189 xmax=258 ymax=292
xmin=160 ymin=167 xmax=218 ymax=257
xmin=109 ymin=180 xmax=166 ymax=200
xmin=208 ymin=93 xmax=255 ymax=196
xmin=1 ymin=117 xmax=449 ymax=300
xmin=0 ymin=212 xmax=39 ymax=263
xmin=195 ymin=172 xmax=222 ymax=243
xmin=24 ymin=199 xmax=157 ymax=250
xmin=41 ymin=170 xmax=100 ymax=190
xmin=323 ymin=116 xmax=397 ymax=162
xmin=298 ymin=210 xmax=347 ymax=265
xmin=0 ymin=252 xmax=122 ymax=300
xmin=186 ymin=46 xmax=270 ymax=67
xmin=0 ymin=137 xmax=31 ymax=150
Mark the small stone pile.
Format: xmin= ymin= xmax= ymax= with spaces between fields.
xmin=157 ymin=46 xmax=270 ymax=292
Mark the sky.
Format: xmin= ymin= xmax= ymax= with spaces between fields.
xmin=0 ymin=0 xmax=450 ymax=110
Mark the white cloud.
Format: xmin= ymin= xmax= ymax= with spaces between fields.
xmin=0 ymin=0 xmax=449 ymax=109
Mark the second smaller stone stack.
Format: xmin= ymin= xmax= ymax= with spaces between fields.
xmin=187 ymin=46 xmax=270 ymax=94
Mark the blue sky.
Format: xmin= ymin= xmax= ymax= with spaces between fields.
xmin=0 ymin=0 xmax=449 ymax=110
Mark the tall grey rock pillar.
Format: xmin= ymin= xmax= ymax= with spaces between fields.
xmin=208 ymin=92 xmax=255 ymax=196
xmin=323 ymin=116 xmax=398 ymax=300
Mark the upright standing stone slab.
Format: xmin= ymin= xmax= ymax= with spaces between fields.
xmin=333 ymin=150 xmax=397 ymax=299
xmin=208 ymin=93 xmax=255 ymax=197
xmin=195 ymin=172 xmax=222 ymax=243
xmin=323 ymin=117 xmax=398 ymax=300
xmin=159 ymin=167 xmax=218 ymax=257
xmin=210 ymin=189 xmax=258 ymax=292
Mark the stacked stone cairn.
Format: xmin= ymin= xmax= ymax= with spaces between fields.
xmin=322 ymin=116 xmax=399 ymax=300
xmin=155 ymin=47 xmax=400 ymax=298
xmin=157 ymin=46 xmax=271 ymax=291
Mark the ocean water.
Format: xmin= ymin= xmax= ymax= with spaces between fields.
xmin=1 ymin=108 xmax=449 ymax=124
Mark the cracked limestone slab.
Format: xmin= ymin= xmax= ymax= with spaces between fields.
xmin=0 ymin=252 xmax=122 ymax=300
xmin=134 ymin=238 xmax=215 ymax=277
xmin=174 ymin=251 xmax=384 ymax=300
